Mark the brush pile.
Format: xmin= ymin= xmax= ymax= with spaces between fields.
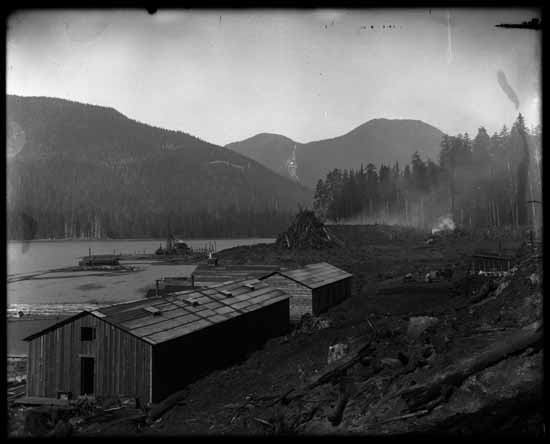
xmin=276 ymin=210 xmax=334 ymax=249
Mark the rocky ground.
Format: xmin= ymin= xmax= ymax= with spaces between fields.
xmin=8 ymin=224 xmax=543 ymax=436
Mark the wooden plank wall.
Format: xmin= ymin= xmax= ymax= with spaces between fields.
xmin=313 ymin=277 xmax=352 ymax=315
xmin=262 ymin=274 xmax=312 ymax=322
xmin=152 ymin=298 xmax=290 ymax=403
xmin=26 ymin=313 xmax=152 ymax=404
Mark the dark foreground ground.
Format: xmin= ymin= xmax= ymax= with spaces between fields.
xmin=8 ymin=225 xmax=543 ymax=436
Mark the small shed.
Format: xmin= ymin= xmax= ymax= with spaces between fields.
xmin=470 ymin=253 xmax=515 ymax=274
xmin=23 ymin=279 xmax=289 ymax=405
xmin=261 ymin=262 xmax=352 ymax=322
xmin=146 ymin=277 xmax=194 ymax=298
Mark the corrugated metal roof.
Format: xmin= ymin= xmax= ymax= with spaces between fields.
xmin=267 ymin=262 xmax=352 ymax=289
xmin=192 ymin=264 xmax=280 ymax=287
xmin=24 ymin=279 xmax=288 ymax=345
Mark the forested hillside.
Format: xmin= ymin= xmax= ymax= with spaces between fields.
xmin=313 ymin=114 xmax=542 ymax=231
xmin=226 ymin=133 xmax=298 ymax=180
xmin=6 ymin=95 xmax=312 ymax=240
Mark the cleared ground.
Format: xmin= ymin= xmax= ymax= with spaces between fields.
xmin=9 ymin=225 xmax=542 ymax=436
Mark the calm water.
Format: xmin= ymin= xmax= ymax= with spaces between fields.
xmin=7 ymin=238 xmax=274 ymax=355
xmin=7 ymin=238 xmax=274 ymax=276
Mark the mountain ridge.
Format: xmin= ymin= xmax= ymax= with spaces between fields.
xmin=227 ymin=118 xmax=445 ymax=187
xmin=6 ymin=95 xmax=312 ymax=239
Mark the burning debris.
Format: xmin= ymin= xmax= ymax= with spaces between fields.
xmin=276 ymin=210 xmax=334 ymax=249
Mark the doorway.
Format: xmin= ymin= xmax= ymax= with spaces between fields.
xmin=80 ymin=357 xmax=95 ymax=395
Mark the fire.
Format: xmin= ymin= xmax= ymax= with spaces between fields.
xmin=431 ymin=215 xmax=455 ymax=235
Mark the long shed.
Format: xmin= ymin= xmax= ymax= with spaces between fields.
xmin=23 ymin=279 xmax=289 ymax=405
xmin=260 ymin=262 xmax=352 ymax=322
xmin=191 ymin=264 xmax=280 ymax=288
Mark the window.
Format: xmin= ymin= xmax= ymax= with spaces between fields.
xmin=81 ymin=327 xmax=96 ymax=341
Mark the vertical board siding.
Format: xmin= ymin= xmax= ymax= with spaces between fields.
xmin=26 ymin=313 xmax=152 ymax=403
xmin=312 ymin=277 xmax=352 ymax=315
xmin=152 ymin=298 xmax=290 ymax=403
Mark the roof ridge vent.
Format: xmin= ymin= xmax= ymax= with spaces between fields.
xmin=144 ymin=306 xmax=162 ymax=316
xmin=189 ymin=296 xmax=201 ymax=307
xmin=245 ymin=283 xmax=256 ymax=290
xmin=221 ymin=290 xmax=233 ymax=297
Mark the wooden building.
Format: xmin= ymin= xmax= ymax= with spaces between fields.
xmin=23 ymin=279 xmax=289 ymax=405
xmin=146 ymin=277 xmax=194 ymax=298
xmin=470 ymin=253 xmax=514 ymax=274
xmin=261 ymin=262 xmax=352 ymax=322
xmin=191 ymin=264 xmax=280 ymax=288
xmin=144 ymin=265 xmax=280 ymax=298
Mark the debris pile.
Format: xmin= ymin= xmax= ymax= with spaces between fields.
xmin=276 ymin=210 xmax=334 ymax=249
xmin=294 ymin=313 xmax=332 ymax=334
xmin=9 ymin=395 xmax=150 ymax=437
xmin=237 ymin=246 xmax=543 ymax=435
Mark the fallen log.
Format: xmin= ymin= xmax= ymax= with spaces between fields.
xmin=327 ymin=375 xmax=355 ymax=426
xmin=251 ymin=417 xmax=275 ymax=429
xmin=398 ymin=320 xmax=543 ymax=412
xmin=468 ymin=280 xmax=497 ymax=304
xmin=369 ymin=409 xmax=430 ymax=426
xmin=456 ymin=327 xmax=512 ymax=338
xmin=148 ymin=389 xmax=188 ymax=422
xmin=328 ymin=392 xmax=349 ymax=426
xmin=96 ymin=413 xmax=147 ymax=432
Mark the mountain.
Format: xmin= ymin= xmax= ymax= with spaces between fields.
xmin=6 ymin=95 xmax=312 ymax=239
xmin=226 ymin=119 xmax=445 ymax=188
xmin=226 ymin=133 xmax=299 ymax=181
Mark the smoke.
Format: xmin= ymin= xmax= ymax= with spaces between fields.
xmin=333 ymin=213 xmax=418 ymax=227
xmin=329 ymin=194 xmax=451 ymax=230
xmin=431 ymin=215 xmax=455 ymax=235
xmin=497 ymin=70 xmax=520 ymax=110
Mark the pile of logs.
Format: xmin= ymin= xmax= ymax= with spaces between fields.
xmin=276 ymin=210 xmax=334 ymax=250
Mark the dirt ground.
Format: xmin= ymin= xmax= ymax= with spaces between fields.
xmin=8 ymin=225 xmax=542 ymax=436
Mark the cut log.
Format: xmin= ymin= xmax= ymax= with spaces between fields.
xmin=398 ymin=321 xmax=543 ymax=412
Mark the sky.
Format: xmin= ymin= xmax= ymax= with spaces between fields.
xmin=7 ymin=8 xmax=541 ymax=146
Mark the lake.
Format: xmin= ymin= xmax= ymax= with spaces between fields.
xmin=7 ymin=238 xmax=275 ymax=355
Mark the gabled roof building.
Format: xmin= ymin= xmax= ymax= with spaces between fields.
xmin=23 ymin=279 xmax=289 ymax=404
xmin=260 ymin=262 xmax=352 ymax=322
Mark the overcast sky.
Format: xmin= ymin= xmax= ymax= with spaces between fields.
xmin=7 ymin=8 xmax=541 ymax=146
